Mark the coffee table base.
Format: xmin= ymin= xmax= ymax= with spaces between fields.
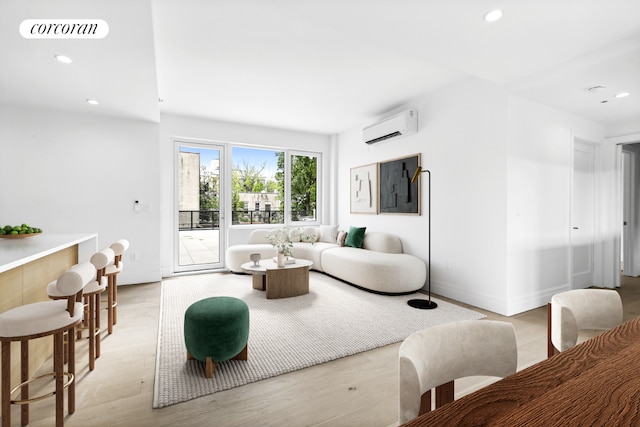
xmin=264 ymin=267 xmax=309 ymax=299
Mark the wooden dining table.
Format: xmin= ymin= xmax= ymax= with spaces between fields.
xmin=402 ymin=316 xmax=640 ymax=426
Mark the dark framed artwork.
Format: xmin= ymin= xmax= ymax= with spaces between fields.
xmin=378 ymin=154 xmax=420 ymax=215
xmin=350 ymin=162 xmax=378 ymax=214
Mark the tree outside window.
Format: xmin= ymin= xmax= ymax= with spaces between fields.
xmin=233 ymin=148 xmax=318 ymax=225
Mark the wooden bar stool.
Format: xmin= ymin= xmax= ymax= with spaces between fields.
xmin=0 ymin=262 xmax=94 ymax=427
xmin=104 ymin=239 xmax=129 ymax=334
xmin=86 ymin=249 xmax=112 ymax=365
xmin=48 ymin=250 xmax=112 ymax=371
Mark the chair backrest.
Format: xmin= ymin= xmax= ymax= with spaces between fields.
xmin=548 ymin=289 xmax=623 ymax=356
xmin=91 ymin=247 xmax=115 ymax=282
xmin=110 ymin=239 xmax=129 ymax=266
xmin=56 ymin=261 xmax=96 ymax=316
xmin=398 ymin=320 xmax=517 ymax=424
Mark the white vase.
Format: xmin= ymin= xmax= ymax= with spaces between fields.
xmin=277 ymin=251 xmax=285 ymax=267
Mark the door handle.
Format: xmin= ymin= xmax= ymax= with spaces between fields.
xmin=572 ymin=227 xmax=579 ymax=230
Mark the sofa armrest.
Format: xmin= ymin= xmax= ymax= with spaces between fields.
xmin=248 ymin=229 xmax=272 ymax=244
xmin=362 ymin=232 xmax=403 ymax=254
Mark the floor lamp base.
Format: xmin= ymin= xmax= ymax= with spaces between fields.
xmin=407 ymin=299 xmax=438 ymax=310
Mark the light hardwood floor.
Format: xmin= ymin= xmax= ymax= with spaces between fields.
xmin=13 ymin=274 xmax=640 ymax=427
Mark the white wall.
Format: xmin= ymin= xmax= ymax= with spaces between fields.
xmin=158 ymin=113 xmax=332 ymax=276
xmin=606 ymin=119 xmax=640 ymax=139
xmin=337 ymin=77 xmax=511 ymax=313
xmin=506 ymin=96 xmax=606 ymax=315
xmin=0 ymin=104 xmax=161 ymax=285
xmin=337 ymin=77 xmax=611 ymax=316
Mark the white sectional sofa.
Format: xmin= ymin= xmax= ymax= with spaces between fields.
xmin=226 ymin=227 xmax=426 ymax=294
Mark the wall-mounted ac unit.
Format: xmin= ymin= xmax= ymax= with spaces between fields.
xmin=363 ymin=109 xmax=417 ymax=145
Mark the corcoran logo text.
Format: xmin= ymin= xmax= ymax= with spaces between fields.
xmin=20 ymin=19 xmax=109 ymax=39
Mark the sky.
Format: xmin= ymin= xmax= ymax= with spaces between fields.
xmin=232 ymin=147 xmax=279 ymax=179
xmin=179 ymin=146 xmax=280 ymax=179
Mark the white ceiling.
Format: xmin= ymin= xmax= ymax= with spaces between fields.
xmin=1 ymin=0 xmax=639 ymax=135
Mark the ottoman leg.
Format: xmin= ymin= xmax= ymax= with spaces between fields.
xmin=205 ymin=357 xmax=217 ymax=378
xmin=187 ymin=351 xmax=194 ymax=360
xmin=233 ymin=343 xmax=248 ymax=361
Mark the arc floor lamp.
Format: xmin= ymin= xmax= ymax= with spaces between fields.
xmin=408 ymin=166 xmax=438 ymax=309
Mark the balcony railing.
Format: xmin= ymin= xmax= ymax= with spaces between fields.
xmin=179 ymin=210 xmax=222 ymax=230
xmin=179 ymin=210 xmax=316 ymax=229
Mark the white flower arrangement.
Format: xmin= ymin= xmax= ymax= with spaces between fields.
xmin=267 ymin=228 xmax=293 ymax=256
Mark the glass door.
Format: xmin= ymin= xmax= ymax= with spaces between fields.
xmin=175 ymin=141 xmax=225 ymax=272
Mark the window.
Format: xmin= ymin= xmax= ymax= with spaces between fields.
xmin=289 ymin=153 xmax=318 ymax=222
xmin=231 ymin=147 xmax=320 ymax=225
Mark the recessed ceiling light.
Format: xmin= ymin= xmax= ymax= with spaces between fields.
xmin=586 ymin=85 xmax=606 ymax=93
xmin=615 ymin=92 xmax=630 ymax=98
xmin=86 ymin=99 xmax=99 ymax=105
xmin=484 ymin=10 xmax=503 ymax=22
xmin=54 ymin=54 xmax=72 ymax=64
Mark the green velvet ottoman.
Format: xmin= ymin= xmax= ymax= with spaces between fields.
xmin=184 ymin=296 xmax=250 ymax=378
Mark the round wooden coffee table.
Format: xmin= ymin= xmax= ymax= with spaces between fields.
xmin=241 ymin=259 xmax=313 ymax=299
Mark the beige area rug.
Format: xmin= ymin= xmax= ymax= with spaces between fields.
xmin=153 ymin=271 xmax=485 ymax=408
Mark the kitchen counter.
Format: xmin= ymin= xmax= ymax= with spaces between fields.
xmin=0 ymin=232 xmax=97 ymax=273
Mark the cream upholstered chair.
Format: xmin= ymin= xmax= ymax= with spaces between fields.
xmin=398 ymin=320 xmax=518 ymax=424
xmin=47 ymin=249 xmax=111 ymax=371
xmin=104 ymin=239 xmax=129 ymax=334
xmin=0 ymin=262 xmax=95 ymax=427
xmin=547 ymin=288 xmax=623 ymax=357
xmin=87 ymin=248 xmax=112 ymax=360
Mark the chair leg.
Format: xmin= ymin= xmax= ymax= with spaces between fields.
xmin=547 ymin=303 xmax=556 ymax=358
xmin=107 ymin=276 xmax=114 ymax=334
xmin=68 ymin=326 xmax=75 ymax=415
xmin=95 ymin=294 xmax=101 ymax=358
xmin=21 ymin=340 xmax=29 ymax=425
xmin=418 ymin=390 xmax=432 ymax=415
xmin=78 ymin=296 xmax=89 ymax=340
xmin=88 ymin=294 xmax=96 ymax=371
xmin=435 ymin=381 xmax=455 ymax=409
xmin=54 ymin=331 xmax=64 ymax=427
xmin=2 ymin=341 xmax=11 ymax=427
xmin=112 ymin=275 xmax=118 ymax=326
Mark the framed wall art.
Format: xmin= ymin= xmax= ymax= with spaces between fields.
xmin=379 ymin=154 xmax=420 ymax=215
xmin=350 ymin=163 xmax=378 ymax=214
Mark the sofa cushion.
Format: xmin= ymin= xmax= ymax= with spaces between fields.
xmin=291 ymin=242 xmax=338 ymax=272
xmin=289 ymin=227 xmax=302 ymax=242
xmin=319 ymin=225 xmax=339 ymax=243
xmin=336 ymin=230 xmax=347 ymax=247
xmin=345 ymin=226 xmax=366 ymax=248
xmin=300 ymin=226 xmax=319 ymax=243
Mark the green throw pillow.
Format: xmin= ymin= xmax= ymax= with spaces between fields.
xmin=345 ymin=226 xmax=366 ymax=248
